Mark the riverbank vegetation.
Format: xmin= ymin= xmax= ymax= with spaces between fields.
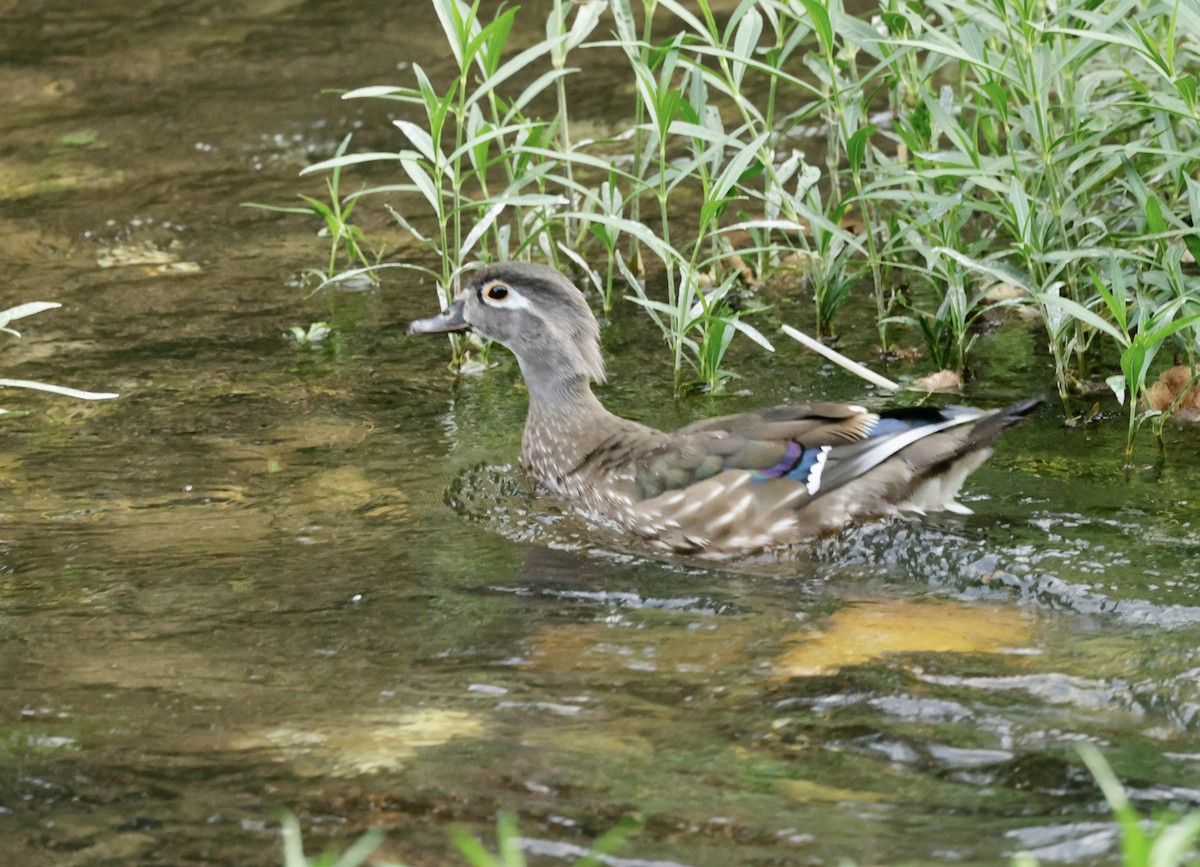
xmin=294 ymin=0 xmax=1200 ymax=458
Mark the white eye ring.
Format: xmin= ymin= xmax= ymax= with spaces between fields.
xmin=480 ymin=281 xmax=533 ymax=310
xmin=483 ymin=281 xmax=510 ymax=302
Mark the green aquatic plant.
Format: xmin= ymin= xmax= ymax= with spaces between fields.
xmin=284 ymin=0 xmax=1200 ymax=446
xmin=862 ymin=0 xmax=1200 ymax=407
xmin=287 ymin=321 xmax=332 ymax=346
xmin=278 ymin=810 xmax=638 ymax=867
xmin=451 ymin=811 xmax=637 ymax=867
xmin=1041 ymin=260 xmax=1200 ymax=458
xmin=796 ymin=183 xmax=864 ymax=339
xmin=280 ymin=814 xmax=400 ymax=867
xmin=1011 ymin=744 xmax=1200 ymax=867
xmin=885 ymin=228 xmax=1029 ymax=376
xmin=622 ymin=258 xmax=775 ymax=393
xmin=586 ymin=1 xmax=795 ymax=391
xmin=302 ymin=0 xmax=587 ymax=369
xmin=243 ymin=133 xmax=380 ymax=284
xmin=795 ymin=0 xmax=892 ymax=348
xmin=576 ymin=175 xmax=626 ymax=314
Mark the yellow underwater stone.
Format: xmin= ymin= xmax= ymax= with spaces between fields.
xmin=773 ymin=599 xmax=1035 ymax=677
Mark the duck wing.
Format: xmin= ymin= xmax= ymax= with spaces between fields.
xmin=627 ymin=399 xmax=1040 ymax=554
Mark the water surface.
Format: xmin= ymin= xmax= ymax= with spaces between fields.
xmin=2 ymin=2 xmax=1199 ymax=865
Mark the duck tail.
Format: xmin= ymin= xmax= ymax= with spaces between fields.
xmin=965 ymin=396 xmax=1044 ymax=447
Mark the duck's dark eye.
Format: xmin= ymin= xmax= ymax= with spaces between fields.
xmin=484 ymin=282 xmax=509 ymax=302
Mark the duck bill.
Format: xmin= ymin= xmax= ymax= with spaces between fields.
xmin=408 ymin=298 xmax=469 ymax=336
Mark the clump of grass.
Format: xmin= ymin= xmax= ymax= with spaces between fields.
xmin=1042 ymin=259 xmax=1200 ymax=456
xmin=279 ymin=810 xmax=638 ymax=867
xmin=289 ymin=0 xmax=1200 ymax=449
xmin=1011 ymin=744 xmax=1200 ymax=867
xmin=300 ymin=0 xmax=599 ymax=370
xmin=243 ymin=133 xmax=381 ymax=286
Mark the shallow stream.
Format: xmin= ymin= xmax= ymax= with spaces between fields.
xmin=2 ymin=2 xmax=1199 ymax=865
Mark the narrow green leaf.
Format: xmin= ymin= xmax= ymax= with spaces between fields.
xmin=330 ymin=828 xmax=386 ymax=867
xmin=1144 ymin=196 xmax=1167 ymax=235
xmin=626 ymin=296 xmax=680 ymax=317
xmin=1037 ymin=294 xmax=1126 ymax=343
xmin=312 ymin=262 xmax=439 ymax=294
xmin=341 ymin=85 xmax=411 ymax=100
xmin=240 ymin=202 xmax=317 ymax=215
xmin=459 ymin=201 xmax=506 ymax=259
xmin=1176 ymin=73 xmax=1198 ymax=110
xmin=712 ymin=130 xmax=769 ymax=200
xmin=1106 ymin=373 xmax=1128 ymax=405
xmin=497 ymin=812 xmax=526 ymax=867
xmin=563 ymin=212 xmax=681 ymax=265
xmin=393 ymin=120 xmax=437 ymax=163
xmin=431 ymin=0 xmax=471 ymax=68
xmin=730 ymin=8 xmax=763 ymax=89
xmin=729 ymin=317 xmax=775 ymax=352
xmin=845 ymin=124 xmax=876 ymax=173
xmin=1094 ymin=284 xmax=1126 ymax=334
xmin=465 ymin=36 xmax=564 ymax=108
xmin=296 ymin=195 xmax=335 ymax=221
xmin=1183 ymin=233 xmax=1200 ymax=265
xmin=566 ymin=0 xmax=606 ymax=52
xmin=400 ymin=156 xmax=443 ymax=212
xmin=655 ymin=0 xmax=714 ymax=40
xmin=608 ymin=0 xmax=638 ymax=45
xmin=1120 ymin=342 xmax=1150 ymax=393
xmin=450 ymin=825 xmax=499 ymax=867
xmin=934 ymin=247 xmax=1035 ymax=294
xmin=886 ymin=37 xmax=1010 ymax=80
xmin=300 ymin=151 xmax=402 ymax=175
xmin=795 ymin=0 xmax=832 ymax=52
xmin=718 ymin=218 xmax=809 ymax=235
xmin=981 ymin=79 xmax=1009 ymax=123
xmin=1140 ymin=312 xmax=1200 ymax=348
xmin=479 ymin=6 xmax=518 ymax=75
xmin=445 ymin=121 xmax=539 ymax=165
xmin=1146 ymin=812 xmax=1200 ymax=866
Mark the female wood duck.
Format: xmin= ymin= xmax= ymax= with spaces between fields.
xmin=409 ymin=262 xmax=1039 ymax=558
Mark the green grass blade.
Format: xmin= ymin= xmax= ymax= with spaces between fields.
xmin=280 ymin=814 xmax=308 ymax=867
xmin=330 ymin=829 xmax=387 ymax=867
xmin=300 ymin=152 xmax=404 ymax=175
xmin=1077 ymin=744 xmax=1152 ymax=865
xmin=1147 ymin=812 xmax=1200 ymax=867
xmin=1037 ymin=295 xmax=1127 ymax=343
xmin=795 ymin=0 xmax=832 ymax=53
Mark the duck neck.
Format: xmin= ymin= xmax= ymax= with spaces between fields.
xmin=520 ymin=368 xmax=620 ymax=485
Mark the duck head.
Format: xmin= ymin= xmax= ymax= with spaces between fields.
xmin=408 ymin=262 xmax=605 ymax=386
